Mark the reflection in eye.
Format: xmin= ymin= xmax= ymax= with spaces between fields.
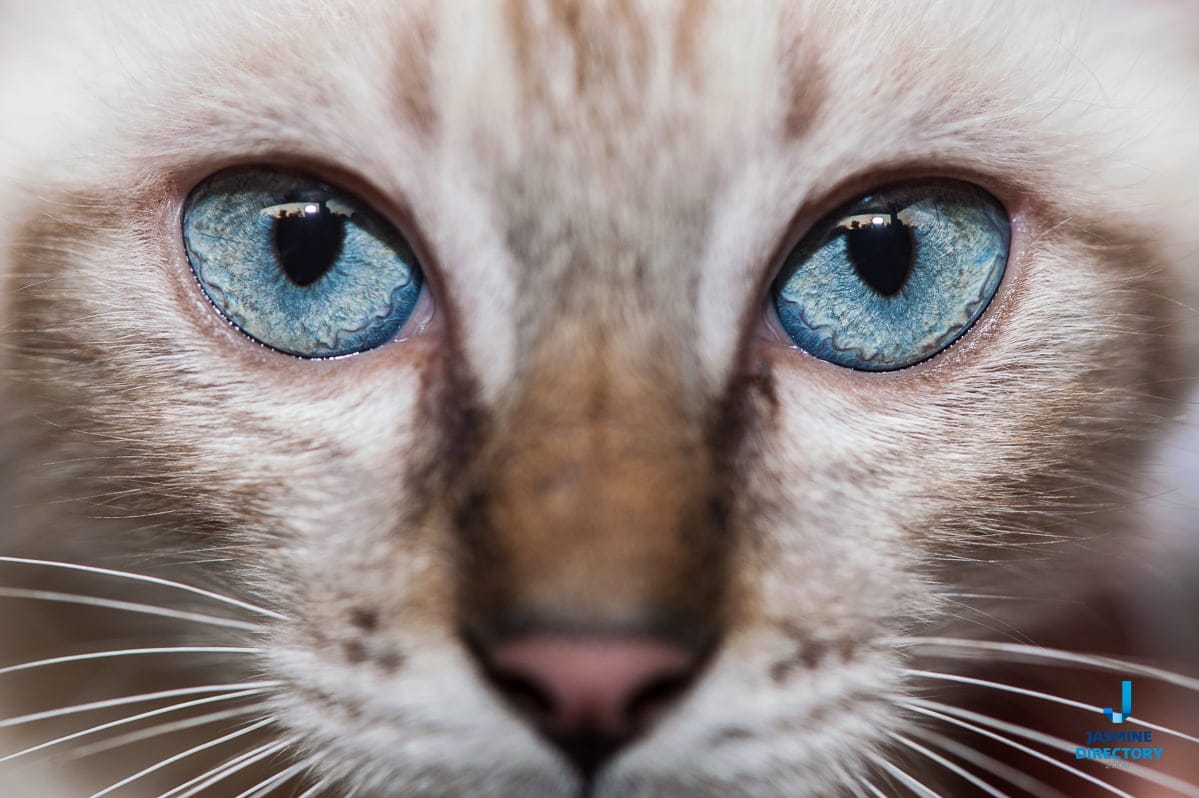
xmin=836 ymin=211 xmax=915 ymax=297
xmin=183 ymin=169 xmax=424 ymax=358
xmin=771 ymin=181 xmax=1009 ymax=371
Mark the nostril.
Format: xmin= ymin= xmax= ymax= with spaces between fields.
xmin=626 ymin=669 xmax=693 ymax=729
xmin=479 ymin=635 xmax=700 ymax=776
xmin=489 ymin=668 xmax=555 ymax=725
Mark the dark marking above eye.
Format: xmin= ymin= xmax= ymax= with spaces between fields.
xmin=842 ymin=211 xmax=913 ymax=297
xmin=273 ymin=201 xmax=345 ymax=286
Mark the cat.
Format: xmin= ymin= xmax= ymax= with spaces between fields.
xmin=1 ymin=0 xmax=1198 ymax=796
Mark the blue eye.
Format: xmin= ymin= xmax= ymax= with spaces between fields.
xmin=183 ymin=169 xmax=424 ymax=358
xmin=771 ymin=181 xmax=1009 ymax=371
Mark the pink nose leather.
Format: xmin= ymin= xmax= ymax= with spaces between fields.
xmin=486 ymin=636 xmax=697 ymax=753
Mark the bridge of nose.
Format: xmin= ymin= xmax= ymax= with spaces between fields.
xmin=456 ymin=331 xmax=729 ymax=644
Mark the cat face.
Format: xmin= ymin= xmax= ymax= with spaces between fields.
xmin=1 ymin=1 xmax=1197 ymax=796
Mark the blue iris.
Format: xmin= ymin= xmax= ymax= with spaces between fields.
xmin=772 ymin=181 xmax=1009 ymax=371
xmin=183 ymin=169 xmax=423 ymax=358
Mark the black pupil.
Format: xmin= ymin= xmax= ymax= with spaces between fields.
xmin=274 ymin=202 xmax=345 ymax=286
xmin=844 ymin=212 xmax=913 ymax=297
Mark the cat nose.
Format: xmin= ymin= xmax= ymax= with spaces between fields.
xmin=481 ymin=635 xmax=700 ymax=776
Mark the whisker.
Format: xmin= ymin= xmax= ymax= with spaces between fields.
xmin=831 ymin=762 xmax=873 ymax=798
xmin=896 ymin=637 xmax=1199 ymax=691
xmin=235 ymin=757 xmax=312 ymax=798
xmin=860 ymin=779 xmax=889 ymax=798
xmin=907 ymin=702 xmax=1134 ymax=797
xmin=162 ymin=739 xmax=293 ymax=798
xmin=70 ymin=705 xmax=266 ymax=759
xmin=0 ymin=556 xmax=283 ymax=619
xmin=904 ymin=668 xmax=1199 ymax=745
xmin=87 ymin=717 xmax=275 ymax=798
xmin=0 ymin=646 xmax=260 ymax=677
xmin=0 ymin=688 xmax=269 ymax=762
xmin=860 ymin=779 xmax=890 ymax=798
xmin=933 ymin=593 xmax=1081 ymax=604
xmin=0 ymin=587 xmax=262 ymax=631
xmin=0 ymin=682 xmax=280 ymax=728
xmin=906 ymin=727 xmax=1069 ymax=798
xmin=934 ymin=598 xmax=1040 ymax=646
xmin=907 ymin=698 xmax=1199 ymax=797
xmin=870 ymin=754 xmax=944 ymax=798
xmin=295 ymin=780 xmax=329 ymax=798
xmin=889 ymin=731 xmax=1010 ymax=798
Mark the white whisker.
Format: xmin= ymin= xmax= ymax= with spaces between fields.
xmin=0 ymin=556 xmax=283 ymax=619
xmin=0 ymin=682 xmax=280 ymax=728
xmin=860 ymin=779 xmax=889 ymax=798
xmin=889 ymin=731 xmax=1010 ymax=798
xmin=87 ymin=717 xmax=274 ymax=798
xmin=870 ymin=754 xmax=944 ymax=798
xmin=907 ymin=701 xmax=1134 ymax=797
xmin=0 ymin=688 xmax=269 ymax=762
xmin=896 ymin=637 xmax=1199 ymax=691
xmin=933 ymin=593 xmax=1081 ymax=605
xmin=935 ymin=598 xmax=1039 ymax=646
xmin=235 ymin=757 xmax=312 ymax=798
xmin=0 ymin=587 xmax=261 ymax=631
xmin=294 ymin=780 xmax=328 ymax=798
xmin=0 ymin=646 xmax=260 ymax=677
xmin=162 ymin=739 xmax=293 ymax=798
xmin=831 ymin=762 xmax=873 ymax=798
xmin=907 ymin=698 xmax=1199 ymax=797
xmin=904 ymin=668 xmax=1199 ymax=745
xmin=70 ymin=705 xmax=265 ymax=759
xmin=906 ymin=727 xmax=1068 ymax=798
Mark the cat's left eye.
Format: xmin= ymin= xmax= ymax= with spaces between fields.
xmin=182 ymin=168 xmax=424 ymax=358
xmin=771 ymin=180 xmax=1009 ymax=371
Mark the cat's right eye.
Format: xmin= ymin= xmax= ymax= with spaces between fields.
xmin=182 ymin=168 xmax=424 ymax=358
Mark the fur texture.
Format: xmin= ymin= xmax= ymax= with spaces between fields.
xmin=1 ymin=1 xmax=1198 ymax=796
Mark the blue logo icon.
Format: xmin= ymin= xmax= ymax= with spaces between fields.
xmin=1103 ymin=680 xmax=1133 ymax=723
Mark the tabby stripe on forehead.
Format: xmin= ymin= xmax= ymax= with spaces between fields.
xmin=672 ymin=0 xmax=710 ymax=84
xmin=504 ymin=0 xmax=651 ymax=97
xmin=393 ymin=3 xmax=438 ymax=136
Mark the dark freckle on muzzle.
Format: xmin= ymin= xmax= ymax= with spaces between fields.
xmin=343 ymin=640 xmax=368 ymax=664
xmin=341 ymin=639 xmax=406 ymax=672
xmin=350 ymin=607 xmax=379 ymax=632
xmin=705 ymin=725 xmax=756 ymax=748
xmin=770 ymin=632 xmax=863 ymax=684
